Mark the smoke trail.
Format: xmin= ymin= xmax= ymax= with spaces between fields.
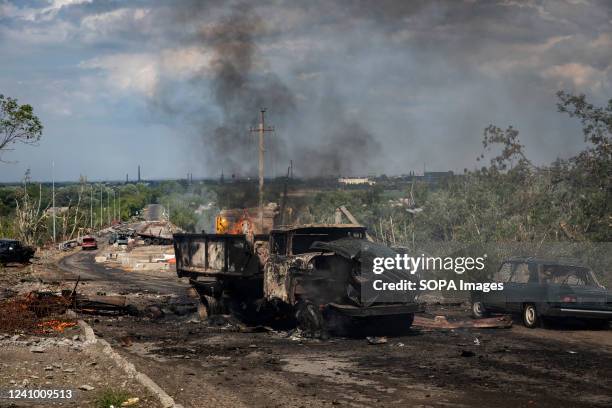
xmin=155 ymin=2 xmax=382 ymax=178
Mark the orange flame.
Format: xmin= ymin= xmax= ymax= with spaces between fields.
xmin=36 ymin=320 xmax=77 ymax=333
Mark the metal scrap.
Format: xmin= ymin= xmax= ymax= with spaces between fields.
xmin=413 ymin=315 xmax=512 ymax=330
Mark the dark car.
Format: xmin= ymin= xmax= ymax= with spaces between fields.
xmin=0 ymin=239 xmax=35 ymax=265
xmin=471 ymin=258 xmax=612 ymax=328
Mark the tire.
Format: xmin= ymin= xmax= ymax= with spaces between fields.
xmin=202 ymin=295 xmax=225 ymax=316
xmin=586 ymin=319 xmax=610 ymax=330
xmin=295 ymin=301 xmax=325 ymax=336
xmin=522 ymin=303 xmax=539 ymax=328
xmin=197 ymin=302 xmax=209 ymax=319
xmin=472 ymin=301 xmax=488 ymax=319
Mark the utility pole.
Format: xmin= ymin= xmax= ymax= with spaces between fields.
xmin=52 ymin=161 xmax=56 ymax=244
xmin=90 ymin=186 xmax=93 ymax=230
xmin=118 ymin=190 xmax=121 ymax=222
xmin=113 ymin=189 xmax=116 ymax=222
xmin=100 ymin=185 xmax=103 ymax=229
xmin=107 ymin=188 xmax=111 ymax=225
xmin=249 ymin=109 xmax=274 ymax=228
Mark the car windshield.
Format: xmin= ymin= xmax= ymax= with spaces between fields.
xmin=539 ymin=265 xmax=597 ymax=286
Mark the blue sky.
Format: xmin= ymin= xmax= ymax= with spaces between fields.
xmin=1 ymin=0 xmax=610 ymax=182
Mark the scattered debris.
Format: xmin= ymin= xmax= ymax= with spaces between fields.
xmin=137 ymin=221 xmax=180 ymax=245
xmin=74 ymin=294 xmax=136 ymax=315
xmin=413 ymin=315 xmax=512 ymax=330
xmin=79 ymin=384 xmax=95 ymax=391
xmin=0 ymin=290 xmax=73 ymax=333
xmin=121 ymin=397 xmax=140 ymax=406
xmin=366 ymin=336 xmax=388 ymax=345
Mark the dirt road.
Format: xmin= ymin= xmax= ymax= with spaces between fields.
xmin=57 ymin=249 xmax=186 ymax=296
xmin=57 ymin=248 xmax=612 ymax=408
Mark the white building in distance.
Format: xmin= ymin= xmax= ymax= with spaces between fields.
xmin=338 ymin=177 xmax=376 ymax=186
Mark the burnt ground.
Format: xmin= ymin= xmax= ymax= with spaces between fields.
xmin=28 ymin=245 xmax=612 ymax=407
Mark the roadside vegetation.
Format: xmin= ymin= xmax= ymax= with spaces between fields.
xmin=93 ymin=388 xmax=132 ymax=408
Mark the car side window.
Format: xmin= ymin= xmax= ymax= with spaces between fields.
xmin=493 ymin=263 xmax=512 ymax=282
xmin=510 ymin=263 xmax=531 ymax=283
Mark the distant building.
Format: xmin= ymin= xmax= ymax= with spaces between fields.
xmin=338 ymin=177 xmax=376 ymax=186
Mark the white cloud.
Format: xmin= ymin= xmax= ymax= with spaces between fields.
xmin=3 ymin=0 xmax=92 ymax=22
xmin=80 ymin=7 xmax=152 ymax=41
xmin=80 ymin=53 xmax=159 ymax=97
xmin=542 ymin=62 xmax=610 ymax=93
xmin=79 ymin=47 xmax=212 ymax=97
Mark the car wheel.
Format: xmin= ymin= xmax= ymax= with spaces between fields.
xmin=472 ymin=301 xmax=488 ymax=318
xmin=522 ymin=303 xmax=539 ymax=328
xmin=586 ymin=319 xmax=610 ymax=330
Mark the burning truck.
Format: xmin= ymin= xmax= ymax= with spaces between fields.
xmin=173 ymin=207 xmax=421 ymax=335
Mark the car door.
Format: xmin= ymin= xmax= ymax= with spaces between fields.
xmin=504 ymin=262 xmax=536 ymax=312
xmin=484 ymin=262 xmax=513 ymax=311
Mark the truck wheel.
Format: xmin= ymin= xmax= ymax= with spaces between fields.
xmin=202 ymin=295 xmax=225 ymax=316
xmin=295 ymin=301 xmax=324 ymax=336
xmin=472 ymin=301 xmax=488 ymax=319
xmin=522 ymin=303 xmax=539 ymax=328
xmin=197 ymin=302 xmax=209 ymax=319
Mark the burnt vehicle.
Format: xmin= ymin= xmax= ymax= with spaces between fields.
xmin=175 ymin=223 xmax=422 ymax=334
xmin=265 ymin=224 xmax=422 ymax=334
xmin=174 ymin=233 xmax=268 ymax=318
xmin=471 ymin=257 xmax=612 ymax=328
xmin=174 ymin=205 xmax=277 ymax=318
xmin=0 ymin=239 xmax=35 ymax=265
xmin=137 ymin=221 xmax=178 ymax=245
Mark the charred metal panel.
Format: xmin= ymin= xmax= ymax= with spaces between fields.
xmin=174 ymin=233 xmax=261 ymax=278
xmin=264 ymin=260 xmax=290 ymax=302
xmin=207 ymin=240 xmax=225 ymax=271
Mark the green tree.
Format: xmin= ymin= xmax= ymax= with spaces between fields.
xmin=556 ymin=91 xmax=611 ymax=241
xmin=0 ymin=94 xmax=43 ymax=161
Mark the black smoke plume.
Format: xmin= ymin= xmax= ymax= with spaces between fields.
xmin=158 ymin=3 xmax=381 ymax=178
